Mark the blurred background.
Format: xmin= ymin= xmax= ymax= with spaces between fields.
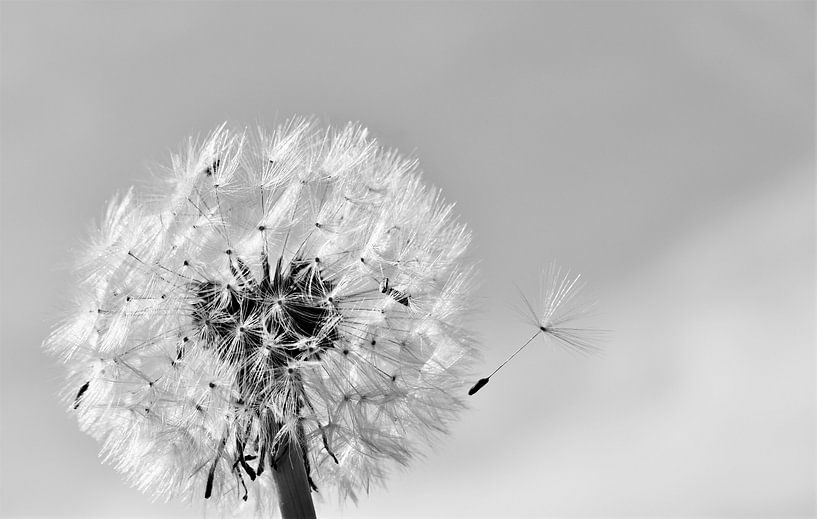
xmin=1 ymin=2 xmax=814 ymax=518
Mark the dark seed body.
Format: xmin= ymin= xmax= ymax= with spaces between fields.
xmin=468 ymin=377 xmax=490 ymax=396
xmin=74 ymin=381 xmax=90 ymax=409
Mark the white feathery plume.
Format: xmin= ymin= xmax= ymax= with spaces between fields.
xmin=45 ymin=118 xmax=479 ymax=516
xmin=519 ymin=263 xmax=601 ymax=356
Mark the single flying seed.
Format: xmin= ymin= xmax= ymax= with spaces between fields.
xmin=469 ymin=263 xmax=602 ymax=395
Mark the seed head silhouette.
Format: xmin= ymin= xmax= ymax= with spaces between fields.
xmin=45 ymin=118 xmax=479 ymax=516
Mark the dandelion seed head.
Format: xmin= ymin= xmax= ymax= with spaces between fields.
xmin=46 ymin=118 xmax=479 ymax=512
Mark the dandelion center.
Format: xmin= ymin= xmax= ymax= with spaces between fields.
xmin=191 ymin=255 xmax=340 ymax=406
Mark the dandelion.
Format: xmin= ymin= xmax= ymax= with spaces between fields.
xmin=45 ymin=118 xmax=479 ymax=517
xmin=468 ymin=263 xmax=601 ymax=396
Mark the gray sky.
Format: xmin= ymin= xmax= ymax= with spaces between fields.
xmin=1 ymin=2 xmax=814 ymax=517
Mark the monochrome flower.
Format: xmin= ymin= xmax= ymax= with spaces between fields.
xmin=45 ymin=118 xmax=479 ymax=514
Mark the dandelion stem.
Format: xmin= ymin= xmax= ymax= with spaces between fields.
xmin=272 ymin=436 xmax=316 ymax=519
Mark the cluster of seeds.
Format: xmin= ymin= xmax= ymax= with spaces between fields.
xmin=46 ymin=119 xmax=478 ymax=512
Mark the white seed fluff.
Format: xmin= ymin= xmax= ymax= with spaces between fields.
xmin=518 ymin=263 xmax=603 ymax=356
xmin=45 ymin=118 xmax=479 ymax=512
